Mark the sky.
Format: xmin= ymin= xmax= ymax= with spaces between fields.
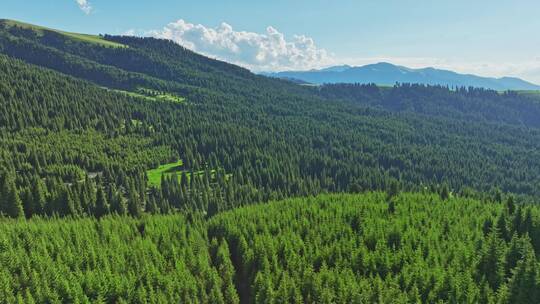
xmin=2 ymin=0 xmax=540 ymax=83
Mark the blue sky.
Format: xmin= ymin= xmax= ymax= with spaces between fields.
xmin=3 ymin=0 xmax=540 ymax=82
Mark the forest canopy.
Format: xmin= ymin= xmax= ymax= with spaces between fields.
xmin=1 ymin=193 xmax=540 ymax=303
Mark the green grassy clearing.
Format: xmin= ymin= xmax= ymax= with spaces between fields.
xmin=136 ymin=88 xmax=186 ymax=103
xmin=130 ymin=119 xmax=143 ymax=127
xmin=517 ymin=90 xmax=540 ymax=97
xmin=0 ymin=19 xmax=126 ymax=48
xmin=146 ymin=160 xmax=229 ymax=188
xmin=110 ymin=88 xmax=185 ymax=104
xmin=112 ymin=90 xmax=158 ymax=102
xmin=59 ymin=32 xmax=126 ymax=48
xmin=147 ymin=160 xmax=184 ymax=187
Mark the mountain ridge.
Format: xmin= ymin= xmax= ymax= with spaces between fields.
xmin=264 ymin=62 xmax=540 ymax=91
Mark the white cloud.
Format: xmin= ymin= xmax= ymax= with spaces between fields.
xmin=76 ymin=0 xmax=92 ymax=15
xmin=123 ymin=29 xmax=137 ymax=36
xmin=128 ymin=19 xmax=540 ymax=84
xmin=146 ymin=19 xmax=333 ymax=72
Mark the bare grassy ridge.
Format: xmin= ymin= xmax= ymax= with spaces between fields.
xmin=0 ymin=19 xmax=126 ymax=48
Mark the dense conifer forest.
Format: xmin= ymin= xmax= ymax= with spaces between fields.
xmin=1 ymin=193 xmax=540 ymax=303
xmin=0 ymin=19 xmax=540 ymax=303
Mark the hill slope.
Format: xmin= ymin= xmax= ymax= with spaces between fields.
xmin=265 ymin=62 xmax=540 ymax=90
xmin=1 ymin=20 xmax=540 ymax=221
xmin=0 ymin=19 xmax=127 ymax=48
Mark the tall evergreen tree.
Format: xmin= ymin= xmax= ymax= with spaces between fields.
xmin=30 ymin=176 xmax=47 ymax=215
xmin=507 ymin=246 xmax=540 ymax=303
xmin=0 ymin=173 xmax=24 ymax=218
xmin=95 ymin=186 xmax=110 ymax=218
xmin=127 ymin=182 xmax=142 ymax=217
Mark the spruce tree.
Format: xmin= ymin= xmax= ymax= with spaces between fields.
xmin=440 ymin=184 xmax=450 ymax=201
xmin=216 ymin=240 xmax=239 ymax=304
xmin=30 ymin=176 xmax=47 ymax=215
xmin=127 ymin=182 xmax=142 ymax=217
xmin=477 ymin=231 xmax=506 ymax=290
xmin=507 ymin=245 xmax=540 ymax=303
xmin=506 ymin=195 xmax=516 ymax=215
xmin=207 ymin=199 xmax=219 ymax=218
xmin=95 ymin=187 xmax=110 ymax=218
xmin=0 ymin=173 xmax=24 ymax=218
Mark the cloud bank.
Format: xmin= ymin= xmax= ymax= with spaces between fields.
xmin=147 ymin=19 xmax=333 ymax=72
xmin=76 ymin=0 xmax=92 ymax=15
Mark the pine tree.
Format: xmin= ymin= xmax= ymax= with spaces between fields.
xmin=207 ymin=199 xmax=219 ymax=218
xmin=507 ymin=245 xmax=540 ymax=303
xmin=64 ymin=189 xmax=79 ymax=217
xmin=127 ymin=182 xmax=142 ymax=217
xmin=520 ymin=208 xmax=533 ymax=236
xmin=0 ymin=173 xmax=24 ymax=218
xmin=477 ymin=231 xmax=506 ymax=290
xmin=30 ymin=176 xmax=47 ymax=215
xmin=108 ymin=184 xmax=127 ymax=215
xmin=506 ymin=195 xmax=516 ymax=215
xmin=95 ymin=186 xmax=110 ymax=218
xmin=496 ymin=213 xmax=510 ymax=242
xmin=216 ymin=240 xmax=239 ymax=304
xmin=253 ymin=272 xmax=275 ymax=304
xmin=146 ymin=196 xmax=160 ymax=214
xmin=21 ymin=188 xmax=34 ymax=218
xmin=386 ymin=181 xmax=399 ymax=200
xmin=440 ymin=184 xmax=450 ymax=201
xmin=388 ymin=200 xmax=396 ymax=214
xmin=493 ymin=188 xmax=503 ymax=203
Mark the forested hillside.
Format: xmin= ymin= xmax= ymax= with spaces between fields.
xmin=1 ymin=18 xmax=540 ymax=304
xmin=1 ymin=20 xmax=540 ymax=219
xmin=1 ymin=193 xmax=540 ymax=303
xmin=319 ymin=83 xmax=540 ymax=128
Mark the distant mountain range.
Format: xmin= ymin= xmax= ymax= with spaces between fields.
xmin=263 ymin=62 xmax=540 ymax=91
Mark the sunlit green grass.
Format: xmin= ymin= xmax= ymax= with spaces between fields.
xmin=146 ymin=160 xmax=227 ymax=188
xmin=0 ymin=19 xmax=126 ymax=48
xmin=111 ymin=88 xmax=185 ymax=104
xmin=147 ymin=160 xmax=184 ymax=187
xmin=59 ymin=32 xmax=126 ymax=48
xmin=515 ymin=90 xmax=540 ymax=104
xmin=517 ymin=90 xmax=540 ymax=97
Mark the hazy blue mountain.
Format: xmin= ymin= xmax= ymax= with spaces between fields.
xmin=318 ymin=65 xmax=353 ymax=72
xmin=264 ymin=62 xmax=540 ymax=90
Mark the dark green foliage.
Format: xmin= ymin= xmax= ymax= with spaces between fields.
xmin=440 ymin=184 xmax=450 ymax=200
xmin=506 ymin=196 xmax=516 ymax=215
xmin=319 ymin=83 xmax=540 ymax=128
xmin=207 ymin=193 xmax=540 ymax=303
xmin=507 ymin=244 xmax=540 ymax=303
xmin=1 ymin=20 xmax=540 ymax=221
xmin=477 ymin=231 xmax=506 ymax=290
xmin=0 ymin=172 xmax=24 ymax=218
xmin=94 ymin=186 xmax=109 ymax=218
